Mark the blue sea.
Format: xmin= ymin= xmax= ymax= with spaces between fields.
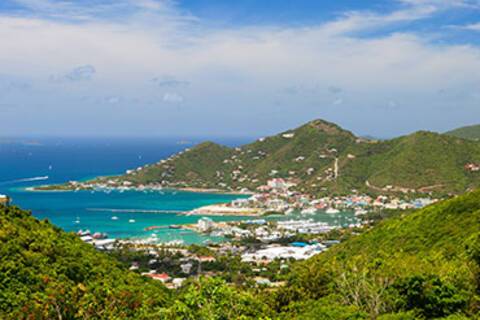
xmin=0 ymin=137 xmax=360 ymax=244
xmin=0 ymin=137 xmax=250 ymax=244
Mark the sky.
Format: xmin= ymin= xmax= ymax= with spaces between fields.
xmin=0 ymin=0 xmax=479 ymax=138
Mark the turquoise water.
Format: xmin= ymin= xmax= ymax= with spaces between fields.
xmin=10 ymin=187 xmax=247 ymax=244
xmin=0 ymin=137 xmax=249 ymax=244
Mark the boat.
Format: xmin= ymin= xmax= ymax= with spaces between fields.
xmin=129 ymin=219 xmax=136 ymax=223
xmin=165 ymin=239 xmax=184 ymax=246
xmin=354 ymin=209 xmax=368 ymax=216
xmin=325 ymin=208 xmax=340 ymax=214
xmin=111 ymin=216 xmax=119 ymax=220
xmin=92 ymin=232 xmax=107 ymax=239
xmin=301 ymin=207 xmax=317 ymax=215
xmin=77 ymin=229 xmax=91 ymax=236
xmin=74 ymin=216 xmax=81 ymax=224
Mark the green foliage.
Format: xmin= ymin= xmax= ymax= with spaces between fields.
xmin=278 ymin=190 xmax=480 ymax=318
xmin=394 ymin=275 xmax=469 ymax=318
xmin=281 ymin=296 xmax=368 ymax=320
xmin=446 ymin=124 xmax=480 ymax=141
xmin=0 ymin=205 xmax=171 ymax=319
xmin=157 ymin=277 xmax=273 ymax=319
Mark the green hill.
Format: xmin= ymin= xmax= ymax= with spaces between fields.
xmin=101 ymin=119 xmax=480 ymax=196
xmin=276 ymin=189 xmax=480 ymax=319
xmin=0 ymin=205 xmax=172 ymax=318
xmin=446 ymin=124 xmax=480 ymax=141
xmin=0 ymin=205 xmax=271 ymax=319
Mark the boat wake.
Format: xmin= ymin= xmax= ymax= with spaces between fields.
xmin=87 ymin=208 xmax=185 ymax=214
xmin=0 ymin=176 xmax=49 ymax=185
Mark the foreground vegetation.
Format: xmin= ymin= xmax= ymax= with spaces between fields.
xmin=1 ymin=188 xmax=480 ymax=318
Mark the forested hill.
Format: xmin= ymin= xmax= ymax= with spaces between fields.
xmin=446 ymin=124 xmax=480 ymax=141
xmin=278 ymin=189 xmax=480 ymax=318
xmin=106 ymin=119 xmax=480 ymax=196
xmin=0 ymin=205 xmax=270 ymax=319
xmin=0 ymin=205 xmax=170 ymax=319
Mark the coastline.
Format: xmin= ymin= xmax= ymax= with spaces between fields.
xmin=29 ymin=183 xmax=251 ymax=197
xmin=186 ymin=203 xmax=264 ymax=217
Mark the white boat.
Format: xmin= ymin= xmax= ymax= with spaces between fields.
xmin=285 ymin=208 xmax=295 ymax=215
xmin=165 ymin=239 xmax=184 ymax=246
xmin=74 ymin=216 xmax=81 ymax=224
xmin=301 ymin=207 xmax=317 ymax=215
xmin=111 ymin=216 xmax=119 ymax=220
xmin=129 ymin=219 xmax=136 ymax=223
xmin=325 ymin=208 xmax=340 ymax=214
xmin=354 ymin=209 xmax=368 ymax=216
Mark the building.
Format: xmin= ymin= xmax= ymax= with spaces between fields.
xmin=0 ymin=195 xmax=10 ymax=206
xmin=143 ymin=273 xmax=170 ymax=283
xmin=267 ymin=178 xmax=288 ymax=190
xmin=197 ymin=217 xmax=214 ymax=232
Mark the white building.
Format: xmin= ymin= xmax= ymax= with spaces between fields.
xmin=241 ymin=244 xmax=326 ymax=263
xmin=197 ymin=217 xmax=214 ymax=232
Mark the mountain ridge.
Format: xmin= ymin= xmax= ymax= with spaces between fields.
xmin=48 ymin=119 xmax=480 ymax=197
xmin=446 ymin=124 xmax=480 ymax=141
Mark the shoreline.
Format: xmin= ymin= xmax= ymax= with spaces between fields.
xmin=186 ymin=203 xmax=264 ymax=217
xmin=28 ymin=184 xmax=251 ymax=197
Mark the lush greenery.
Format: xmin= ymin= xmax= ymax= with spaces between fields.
xmin=0 ymin=205 xmax=270 ymax=319
xmin=106 ymin=119 xmax=480 ymax=196
xmin=446 ymin=124 xmax=480 ymax=141
xmin=275 ymin=190 xmax=480 ymax=318
xmin=0 ymin=206 xmax=174 ymax=319
xmin=2 ymin=189 xmax=480 ymax=318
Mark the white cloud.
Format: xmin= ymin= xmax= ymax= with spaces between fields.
xmin=162 ymin=92 xmax=184 ymax=103
xmin=333 ymin=98 xmax=344 ymax=106
xmin=105 ymin=96 xmax=121 ymax=104
xmin=49 ymin=65 xmax=96 ymax=83
xmin=152 ymin=75 xmax=190 ymax=88
xmin=460 ymin=22 xmax=480 ymax=31
xmin=0 ymin=0 xmax=479 ymax=136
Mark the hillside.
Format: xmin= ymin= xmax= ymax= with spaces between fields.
xmin=277 ymin=189 xmax=480 ymax=318
xmin=446 ymin=124 xmax=480 ymax=141
xmin=0 ymin=205 xmax=172 ymax=318
xmin=0 ymin=205 xmax=272 ymax=319
xmin=97 ymin=119 xmax=480 ymax=196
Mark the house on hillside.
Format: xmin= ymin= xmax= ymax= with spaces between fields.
xmin=0 ymin=195 xmax=10 ymax=206
xmin=465 ymin=163 xmax=480 ymax=172
xmin=143 ymin=273 xmax=171 ymax=283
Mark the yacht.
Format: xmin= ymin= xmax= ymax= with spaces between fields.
xmin=325 ymin=208 xmax=340 ymax=214
xmin=354 ymin=209 xmax=368 ymax=216
xmin=301 ymin=207 xmax=317 ymax=215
